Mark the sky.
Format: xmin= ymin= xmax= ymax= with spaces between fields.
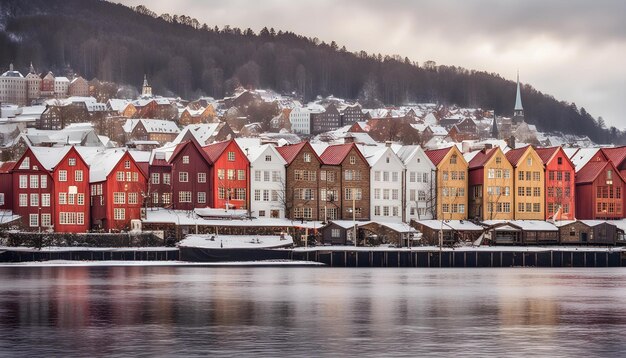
xmin=118 ymin=0 xmax=626 ymax=129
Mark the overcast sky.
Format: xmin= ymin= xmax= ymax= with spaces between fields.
xmin=119 ymin=0 xmax=626 ymax=129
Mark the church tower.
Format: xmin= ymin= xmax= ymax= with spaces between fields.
xmin=513 ymin=71 xmax=524 ymax=124
xmin=491 ymin=111 xmax=499 ymax=139
xmin=141 ymin=74 xmax=152 ymax=97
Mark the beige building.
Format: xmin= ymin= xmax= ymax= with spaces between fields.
xmin=425 ymin=146 xmax=469 ymax=220
xmin=506 ymin=145 xmax=545 ymax=220
xmin=0 ymin=63 xmax=27 ymax=105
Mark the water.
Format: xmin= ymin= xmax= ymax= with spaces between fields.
xmin=0 ymin=266 xmax=625 ymax=357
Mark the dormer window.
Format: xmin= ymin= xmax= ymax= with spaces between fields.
xmin=19 ymin=157 xmax=30 ymax=169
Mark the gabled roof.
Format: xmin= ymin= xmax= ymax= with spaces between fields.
xmin=424 ymin=146 xmax=455 ymax=166
xmin=505 ymin=145 xmax=532 ymax=167
xmin=468 ymin=148 xmax=498 ymax=169
xmin=172 ymin=123 xmax=225 ymax=145
xmin=202 ymin=140 xmax=231 ymax=163
xmin=534 ymin=146 xmax=576 ymax=168
xmin=575 ymin=160 xmax=623 ymax=184
xmin=276 ymin=142 xmax=316 ymax=165
xmin=77 ymin=147 xmax=127 ymax=183
xmin=29 ymin=146 xmax=74 ymax=171
xmin=601 ymin=146 xmax=626 ymax=168
xmin=568 ymin=147 xmax=604 ymax=172
xmin=123 ymin=119 xmax=180 ymax=134
xmin=0 ymin=161 xmax=16 ymax=173
xmin=320 ymin=143 xmax=361 ymax=165
xmin=170 ymin=137 xmax=213 ymax=166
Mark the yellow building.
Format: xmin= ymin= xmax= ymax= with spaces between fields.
xmin=468 ymin=147 xmax=514 ymax=220
xmin=425 ymin=146 xmax=468 ymax=220
xmin=505 ymin=145 xmax=545 ymax=220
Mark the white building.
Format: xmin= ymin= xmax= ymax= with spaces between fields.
xmin=244 ymin=143 xmax=287 ymax=219
xmin=365 ymin=145 xmax=405 ymax=223
xmin=289 ymin=106 xmax=312 ymax=135
xmin=396 ymin=145 xmax=437 ymax=222
xmin=54 ymin=77 xmax=70 ymax=97
xmin=0 ymin=64 xmax=27 ymax=105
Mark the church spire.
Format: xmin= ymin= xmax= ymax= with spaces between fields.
xmin=141 ymin=74 xmax=152 ymax=97
xmin=29 ymin=62 xmax=35 ymax=74
xmin=491 ymin=110 xmax=499 ymax=139
xmin=513 ymin=70 xmax=524 ymax=124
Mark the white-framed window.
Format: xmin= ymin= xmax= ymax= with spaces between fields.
xmin=239 ymin=170 xmax=246 ymax=181
xmin=374 ymin=188 xmax=381 ymax=200
xmin=59 ymin=193 xmax=67 ymax=205
xmin=349 ymin=156 xmax=356 ymax=165
xmin=151 ymin=173 xmax=160 ymax=184
xmin=259 ymin=210 xmax=266 ymax=217
xmin=197 ymin=192 xmax=206 ymax=203
xmin=179 ymin=172 xmax=188 ymax=182
xmin=77 ymin=212 xmax=85 ymax=225
xmin=163 ymin=173 xmax=171 ymax=185
xmin=68 ymin=193 xmax=75 ymax=205
xmin=179 ymin=191 xmax=192 ymax=203
xmin=77 ymin=194 xmax=85 ymax=205
xmin=265 ymin=155 xmax=272 ymax=162
xmin=254 ymin=170 xmax=261 ymax=181
xmin=183 ymin=155 xmax=189 ymax=164
xmin=0 ymin=193 xmax=4 ymax=206
xmin=19 ymin=157 xmax=29 ymax=169
xmin=133 ymin=172 xmax=138 ymax=182
xmin=236 ymin=188 xmax=246 ymax=200
xmin=227 ymin=169 xmax=235 ymax=180
xmin=29 ymin=214 xmax=38 ymax=227
xmin=19 ymin=194 xmax=27 ymax=207
xmin=162 ymin=193 xmax=171 ymax=205
xmin=272 ymin=171 xmax=280 ymax=182
xmin=41 ymin=175 xmax=47 ymax=188
xmin=41 ymin=194 xmax=50 ymax=207
xmin=41 ymin=214 xmax=51 ymax=227
xmin=68 ymin=158 xmax=76 ymax=166
xmin=30 ymin=175 xmax=38 ymax=188
xmin=198 ymin=172 xmax=206 ymax=183
xmin=125 ymin=160 xmax=131 ymax=169
xmin=263 ymin=190 xmax=270 ymax=201
xmin=228 ymin=151 xmax=235 ymax=161
xmin=126 ymin=172 xmax=132 ymax=181
xmin=30 ymin=193 xmax=38 ymax=207
xmin=128 ymin=193 xmax=138 ymax=205
xmin=113 ymin=192 xmax=125 ymax=204
xmin=114 ymin=208 xmax=125 ymax=221
xmin=19 ymin=175 xmax=27 ymax=188
xmin=254 ymin=190 xmax=261 ymax=201
xmin=58 ymin=170 xmax=67 ymax=182
xmin=303 ymin=153 xmax=311 ymax=162
xmin=116 ymin=171 xmax=124 ymax=181
xmin=75 ymin=170 xmax=83 ymax=182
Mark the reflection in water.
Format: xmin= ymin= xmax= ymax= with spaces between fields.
xmin=0 ymin=267 xmax=625 ymax=356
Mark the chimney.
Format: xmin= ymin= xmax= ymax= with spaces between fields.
xmin=484 ymin=143 xmax=493 ymax=150
xmin=344 ymin=134 xmax=355 ymax=143
xmin=462 ymin=141 xmax=471 ymax=153
xmin=507 ymin=135 xmax=516 ymax=149
xmin=385 ymin=141 xmax=392 ymax=148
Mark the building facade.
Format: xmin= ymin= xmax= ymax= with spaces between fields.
xmin=276 ymin=142 xmax=321 ymax=221
xmin=247 ymin=144 xmax=287 ymax=219
xmin=536 ymin=146 xmax=576 ymax=220
xmin=506 ymin=145 xmax=545 ymax=220
xmin=425 ymin=146 xmax=469 ymax=220
xmin=468 ymin=147 xmax=514 ymax=221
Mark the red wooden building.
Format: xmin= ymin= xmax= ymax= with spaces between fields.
xmin=147 ymin=149 xmax=173 ymax=208
xmin=575 ymin=160 xmax=625 ymax=220
xmin=203 ymin=139 xmax=250 ymax=210
xmin=170 ymin=139 xmax=213 ymax=211
xmin=13 ymin=146 xmax=90 ymax=232
xmin=80 ymin=148 xmax=147 ymax=231
xmin=535 ymin=146 xmax=576 ymax=220
xmin=0 ymin=161 xmax=15 ymax=211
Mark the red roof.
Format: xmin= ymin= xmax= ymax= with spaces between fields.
xmin=505 ymin=145 xmax=531 ymax=166
xmin=534 ymin=147 xmax=560 ymax=164
xmin=320 ymin=143 xmax=356 ymax=165
xmin=468 ymin=148 xmax=498 ymax=169
xmin=601 ymin=146 xmax=626 ymax=168
xmin=170 ymin=138 xmax=213 ymax=165
xmin=276 ymin=142 xmax=308 ymax=164
xmin=424 ymin=147 xmax=454 ymax=166
xmin=0 ymin=161 xmax=16 ymax=173
xmin=202 ymin=140 xmax=231 ymax=163
xmin=576 ymin=161 xmax=610 ymax=184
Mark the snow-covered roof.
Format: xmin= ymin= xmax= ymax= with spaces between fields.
xmin=29 ymin=146 xmax=73 ymax=171
xmin=0 ymin=210 xmax=20 ymax=224
xmin=416 ymin=220 xmax=483 ymax=231
xmin=568 ymin=147 xmax=600 ymax=172
xmin=123 ymin=119 xmax=180 ymax=134
xmin=179 ymin=234 xmax=293 ymax=249
xmin=76 ymin=147 xmax=126 ymax=183
xmin=172 ymin=123 xmax=224 ymax=145
xmin=55 ymin=76 xmax=69 ymax=83
xmin=482 ymin=220 xmax=558 ymax=231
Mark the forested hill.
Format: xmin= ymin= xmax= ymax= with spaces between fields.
xmin=0 ymin=0 xmax=622 ymax=143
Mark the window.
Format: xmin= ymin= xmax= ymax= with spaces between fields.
xmin=151 ymin=173 xmax=160 ymax=184
xmin=533 ymin=203 xmax=540 ymax=212
xmin=375 ymin=171 xmax=381 ymax=181
xmin=238 ymin=170 xmax=246 ymax=181
xmin=349 ymin=156 xmax=356 ymax=164
xmin=263 ymin=190 xmax=270 ymax=201
xmin=77 ymin=212 xmax=85 ymax=225
xmin=374 ymin=188 xmax=381 ymax=200
xmin=41 ymin=193 xmax=50 ymax=207
xmin=116 ymin=171 xmax=124 ymax=181
xmin=488 ymin=169 xmax=495 ymax=179
xmin=418 ymin=190 xmax=426 ymax=201
xmin=128 ymin=193 xmax=138 ymax=204
xmin=179 ymin=191 xmax=192 ymax=203
xmin=557 ymin=157 xmax=563 ymax=165
xmin=263 ymin=171 xmax=270 ymax=181
xmin=30 ymin=175 xmax=38 ymax=189
xmin=383 ymin=189 xmax=390 ymax=200
xmin=254 ymin=170 xmax=261 ymax=181
xmin=375 ymin=206 xmax=381 ymax=216
xmin=126 ymin=172 xmax=132 ymax=182
xmin=392 ymin=172 xmax=399 ymax=182
xmin=29 ymin=214 xmax=38 ymax=227
xmin=77 ymin=193 xmax=84 ymax=205
xmin=0 ymin=193 xmax=4 ymax=206
xmin=59 ymin=193 xmax=67 ymax=205
xmin=41 ymin=175 xmax=47 ymax=188
xmin=162 ymin=193 xmax=171 ymax=205
xmin=254 ymin=190 xmax=261 ymax=201
xmin=114 ymin=208 xmax=125 ymax=220
xmin=450 ymin=154 xmax=457 ymax=164
xmin=228 ymin=151 xmax=235 ymax=161
xmin=409 ymin=172 xmax=415 ymax=182
xmin=518 ymin=171 xmax=524 ymax=181
xmin=18 ymin=194 xmax=27 ymax=207
xmin=57 ymin=170 xmax=67 ymax=182
xmin=133 ymin=172 xmax=139 ymax=182
xmin=442 ymin=171 xmax=448 ymax=181
xmin=198 ymin=172 xmax=206 ymax=183
xmin=383 ymin=206 xmax=390 ymax=216
xmin=69 ymin=158 xmax=76 ymax=166
xmin=30 ymin=193 xmax=38 ymax=207
xmin=272 ymin=190 xmax=278 ymax=202
xmin=265 ymin=155 xmax=272 ymax=162
xmin=41 ymin=214 xmax=51 ymax=227
xmin=19 ymin=157 xmax=29 ymax=169
xmin=392 ymin=189 xmax=399 ymax=200
xmin=527 ymin=157 xmax=532 ymax=166
xmin=236 ymin=188 xmax=246 ymax=200
xmin=197 ymin=192 xmax=206 ymax=203
xmin=179 ymin=172 xmax=188 ymax=182
xmin=495 ymin=157 xmax=502 ymax=164
xmin=442 ymin=204 xmax=449 ymax=213
xmin=259 ymin=210 xmax=266 ymax=217
xmin=183 ymin=155 xmax=189 ymax=164
xmin=303 ymin=153 xmax=311 ymax=162
xmin=218 ymin=187 xmax=225 ymax=199
xmin=19 ymin=175 xmax=27 ymax=188
xmin=533 ymin=171 xmax=540 ymax=181
xmin=114 ymin=192 xmax=125 ymax=204
xmin=75 ymin=170 xmax=83 ymax=182
xmin=125 ymin=160 xmax=131 ymax=169
xmin=533 ymin=187 xmax=540 ymax=197
xmin=163 ymin=173 xmax=171 ymax=185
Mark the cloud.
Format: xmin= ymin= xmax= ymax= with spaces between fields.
xmin=118 ymin=0 xmax=626 ymax=129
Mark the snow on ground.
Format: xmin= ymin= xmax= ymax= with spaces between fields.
xmin=178 ymin=234 xmax=293 ymax=249
xmin=0 ymin=260 xmax=323 ymax=267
